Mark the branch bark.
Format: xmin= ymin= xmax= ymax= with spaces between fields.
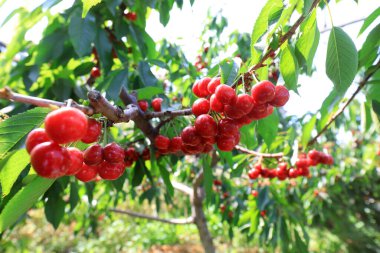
xmin=145 ymin=108 xmax=193 ymax=119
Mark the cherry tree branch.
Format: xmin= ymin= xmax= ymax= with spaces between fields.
xmin=109 ymin=208 xmax=194 ymax=225
xmin=320 ymin=17 xmax=366 ymax=34
xmin=235 ymin=145 xmax=283 ymax=158
xmin=308 ymin=59 xmax=380 ymax=146
xmin=0 ymin=87 xmax=94 ymax=115
xmin=145 ymin=108 xmax=193 ymax=119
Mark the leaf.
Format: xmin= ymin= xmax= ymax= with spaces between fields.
xmin=159 ymin=0 xmax=174 ymax=26
xmin=219 ymin=58 xmax=240 ymax=86
xmin=358 ymin=24 xmax=380 ymax=69
xmin=102 ymin=69 xmax=128 ymax=101
xmin=301 ymin=115 xmax=317 ymax=149
xmin=326 ymin=27 xmax=358 ymax=94
xmin=44 ymin=189 xmax=65 ymax=229
xmin=69 ymin=181 xmax=79 ymax=212
xmin=132 ymin=160 xmax=145 ymax=187
xmin=136 ymin=87 xmax=164 ymax=100
xmin=280 ymin=44 xmax=299 ymax=92
xmin=302 ymin=0 xmax=314 ymax=15
xmin=74 ymin=62 xmax=96 ymax=77
xmin=158 ymin=159 xmax=174 ymax=196
xmin=0 ymin=107 xmax=49 ymax=159
xmin=138 ymin=61 xmax=159 ymax=87
xmin=82 ymin=0 xmax=101 ymax=18
xmin=365 ymin=80 xmax=380 ymax=102
xmin=249 ymin=210 xmax=259 ymax=235
xmin=358 ymin=7 xmax=380 ymax=36
xmin=0 ymin=149 xmax=29 ymax=197
xmin=372 ymin=100 xmax=380 ymax=121
xmin=69 ymin=9 xmax=96 ymax=57
xmin=268 ymin=0 xmax=301 ymax=39
xmin=257 ymin=109 xmax=279 ymax=147
xmin=202 ymin=155 xmax=212 ymax=202
xmin=0 ymin=177 xmax=54 ymax=232
xmin=94 ymin=29 xmax=113 ymax=75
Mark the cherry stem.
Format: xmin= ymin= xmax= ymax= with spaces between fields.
xmin=235 ymin=145 xmax=283 ymax=158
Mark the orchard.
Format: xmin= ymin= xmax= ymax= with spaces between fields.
xmin=0 ymin=0 xmax=379 ymax=252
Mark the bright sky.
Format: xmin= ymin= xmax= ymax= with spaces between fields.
xmin=0 ymin=0 xmax=379 ymax=116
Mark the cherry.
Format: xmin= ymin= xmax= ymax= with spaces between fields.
xmin=251 ymin=80 xmax=276 ymax=104
xmin=83 ymin=144 xmax=103 ymax=166
xmin=224 ymin=104 xmax=245 ymax=119
xmin=138 ymin=100 xmax=149 ymax=112
xmin=248 ymin=168 xmax=260 ymax=179
xmin=236 ymin=116 xmax=252 ymax=127
xmin=45 ymin=107 xmax=88 ymax=144
xmin=154 ymin=135 xmax=170 ymax=150
xmin=295 ymin=158 xmax=309 ymax=169
xmin=278 ymin=162 xmax=288 ymax=171
xmin=308 ymin=149 xmax=320 ymax=160
xmin=270 ymin=85 xmax=289 ymax=107
xmin=195 ymin=114 xmax=217 ymax=137
xmin=202 ymin=135 xmax=216 ymax=144
xmin=90 ymin=67 xmax=101 ymax=78
xmin=213 ymin=179 xmax=222 ymax=186
xmin=181 ymin=126 xmax=202 ymax=146
xmin=124 ymin=158 xmax=133 ymax=167
xmin=268 ymin=169 xmax=277 ymax=179
xmin=181 ymin=143 xmax=204 ymax=154
xmin=210 ymin=94 xmax=224 ymax=113
xmin=260 ymin=210 xmax=267 ymax=217
xmin=202 ymin=144 xmax=214 ymax=153
xmin=216 ymin=135 xmax=235 ymax=151
xmin=124 ymin=12 xmax=137 ymax=21
xmin=81 ymin=118 xmax=102 ymax=144
xmin=207 ymin=77 xmax=221 ymax=94
xmin=218 ymin=119 xmax=239 ymax=137
xmin=234 ymin=94 xmax=254 ymax=115
xmin=215 ymin=84 xmax=237 ymax=105
xmin=288 ymin=168 xmax=298 ymax=178
xmin=25 ymin=128 xmax=51 ymax=154
xmin=192 ymin=80 xmax=203 ymax=97
xmin=233 ymin=131 xmax=240 ymax=145
xmin=198 ymin=77 xmax=212 ymax=97
xmin=261 ymin=168 xmax=269 ymax=178
xmin=251 ymin=190 xmax=259 ymax=197
xmin=141 ymin=147 xmax=150 ymax=160
xmin=246 ymin=104 xmax=273 ymax=120
xmin=30 ymin=142 xmax=69 ymax=178
xmin=75 ymin=163 xmax=98 ymax=182
xmin=168 ymin=137 xmax=182 ymax=153
xmin=192 ymin=98 xmax=210 ymax=116
xmin=103 ymin=142 xmax=125 ymax=163
xmin=125 ymin=147 xmax=139 ymax=162
xmin=66 ymin=147 xmax=84 ymax=176
xmin=276 ymin=167 xmax=288 ymax=180
xmin=98 ymin=161 xmax=125 ymax=180
xmin=220 ymin=204 xmax=226 ymax=213
xmin=152 ymin=98 xmax=163 ymax=112
xmin=320 ymin=154 xmax=334 ymax=165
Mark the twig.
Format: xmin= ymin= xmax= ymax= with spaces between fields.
xmin=320 ymin=18 xmax=366 ymax=34
xmin=308 ymin=59 xmax=380 ymax=146
xmin=235 ymin=145 xmax=283 ymax=158
xmin=172 ymin=181 xmax=193 ymax=196
xmin=0 ymin=87 xmax=94 ymax=115
xmin=109 ymin=208 xmax=194 ymax=225
xmin=145 ymin=108 xmax=193 ymax=119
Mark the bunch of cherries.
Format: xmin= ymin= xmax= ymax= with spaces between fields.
xmin=248 ymin=150 xmax=334 ymax=180
xmin=153 ymin=77 xmax=290 ymax=155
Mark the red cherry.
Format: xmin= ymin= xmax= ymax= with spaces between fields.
xmin=270 ymin=85 xmax=289 ymax=107
xmin=223 ymin=192 xmax=229 ymax=198
xmin=235 ymin=115 xmax=253 ymax=127
xmin=152 ymin=98 xmax=163 ymax=112
xmin=224 ymin=104 xmax=245 ymax=119
xmin=220 ymin=204 xmax=226 ymax=213
xmin=141 ymin=147 xmax=150 ymax=160
xmin=251 ymin=80 xmax=276 ymax=104
xmin=181 ymin=126 xmax=202 ymax=146
xmin=248 ymin=169 xmax=260 ymax=179
xmin=207 ymin=77 xmax=221 ymax=94
xmin=261 ymin=168 xmax=269 ymax=178
xmin=45 ymin=107 xmax=88 ymax=144
xmin=192 ymin=98 xmax=210 ymax=116
xmin=138 ymin=100 xmax=149 ymax=112
xmin=124 ymin=12 xmax=137 ymax=21
xmin=246 ymin=104 xmax=273 ymax=120
xmin=260 ymin=210 xmax=267 ymax=217
xmin=30 ymin=142 xmax=69 ymax=178
xmin=91 ymin=67 xmax=101 ymax=78
xmin=125 ymin=147 xmax=139 ymax=162
xmin=75 ymin=163 xmax=98 ymax=182
xmin=198 ymin=77 xmax=212 ymax=97
xmin=216 ymin=135 xmax=235 ymax=151
xmin=202 ymin=135 xmax=216 ymax=144
xmin=276 ymin=167 xmax=288 ymax=179
xmin=168 ymin=137 xmax=183 ymax=153
xmin=235 ymin=94 xmax=254 ymax=115
xmin=295 ymin=158 xmax=309 ymax=169
xmin=192 ymin=80 xmax=203 ymax=97
xmin=154 ymin=135 xmax=170 ymax=150
xmin=181 ymin=143 xmax=204 ymax=154
xmin=98 ymin=161 xmax=125 ymax=180
xmin=278 ymin=162 xmax=288 ymax=171
xmin=202 ymin=144 xmax=213 ymax=153
xmin=25 ymin=128 xmax=51 ymax=154
xmin=195 ymin=114 xmax=217 ymax=137
xmin=213 ymin=179 xmax=222 ymax=186
xmin=300 ymin=167 xmax=310 ymax=177
xmin=103 ymin=142 xmax=125 ymax=163
xmin=81 ymin=118 xmax=102 ymax=144
xmin=125 ymin=158 xmax=133 ymax=167
xmin=210 ymin=94 xmax=224 ymax=113
xmin=218 ymin=119 xmax=239 ymax=137
xmin=233 ymin=131 xmax=240 ymax=145
xmin=268 ymin=169 xmax=277 ymax=179
xmin=66 ymin=147 xmax=84 ymax=176
xmin=251 ymin=190 xmax=259 ymax=197
xmin=320 ymin=154 xmax=334 ymax=165
xmin=288 ymin=168 xmax=298 ymax=178
xmin=84 ymin=144 xmax=103 ymax=166
xmin=215 ymin=84 xmax=237 ymax=105
xmin=308 ymin=150 xmax=321 ymax=161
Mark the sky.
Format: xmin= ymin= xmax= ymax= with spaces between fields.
xmin=0 ymin=0 xmax=379 ymax=116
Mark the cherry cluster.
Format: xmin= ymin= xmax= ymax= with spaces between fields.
xmin=248 ymin=150 xmax=334 ymax=180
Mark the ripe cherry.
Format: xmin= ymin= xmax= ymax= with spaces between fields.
xmin=260 ymin=210 xmax=267 ymax=217
xmin=90 ymin=67 xmax=101 ymax=78
xmin=25 ymin=128 xmax=51 ymax=154
xmin=251 ymin=190 xmax=259 ymax=197
xmin=181 ymin=126 xmax=202 ymax=146
xmin=168 ymin=137 xmax=183 ymax=153
xmin=213 ymin=179 xmax=222 ymax=186
xmin=154 ymin=135 xmax=170 ymax=150
xmin=75 ymin=163 xmax=98 ymax=182
xmin=270 ymin=85 xmax=289 ymax=107
xmin=98 ymin=161 xmax=125 ymax=180
xmin=207 ymin=77 xmax=221 ymax=94
xmin=181 ymin=143 xmax=204 ymax=154
xmin=251 ymin=80 xmax=276 ymax=104
xmin=103 ymin=142 xmax=125 ymax=163
xmin=124 ymin=12 xmax=137 ymax=21
xmin=224 ymin=104 xmax=245 ymax=119
xmin=202 ymin=135 xmax=216 ymax=144
xmin=295 ymin=158 xmax=309 ymax=169
xmin=30 ymin=142 xmax=69 ymax=178
xmin=288 ymin=168 xmax=298 ymax=178
xmin=218 ymin=119 xmax=239 ymax=137
xmin=45 ymin=107 xmax=88 ymax=144
xmin=216 ymin=135 xmax=235 ymax=151
xmin=192 ymin=98 xmax=210 ymax=116
xmin=198 ymin=77 xmax=212 ymax=97
xmin=195 ymin=114 xmax=217 ymax=137
xmin=210 ymin=94 xmax=224 ymax=113
xmin=81 ymin=118 xmax=102 ymax=144
xmin=152 ymin=98 xmax=163 ymax=112
xmin=247 ymin=104 xmax=273 ymax=120
xmin=215 ymin=84 xmax=237 ymax=105
xmin=138 ymin=100 xmax=149 ymax=112
xmin=66 ymin=147 xmax=84 ymax=176
xmin=192 ymin=80 xmax=203 ymax=97
xmin=234 ymin=94 xmax=254 ymax=115
xmin=141 ymin=147 xmax=150 ymax=160
xmin=202 ymin=144 xmax=214 ymax=153
xmin=125 ymin=147 xmax=139 ymax=162
xmin=248 ymin=169 xmax=260 ymax=179
xmin=83 ymin=144 xmax=103 ymax=166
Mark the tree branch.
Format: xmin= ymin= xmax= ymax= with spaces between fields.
xmin=0 ymin=87 xmax=94 ymax=115
xmin=145 ymin=108 xmax=193 ymax=119
xmin=308 ymin=59 xmax=380 ymax=146
xmin=320 ymin=18 xmax=366 ymax=34
xmin=109 ymin=208 xmax=194 ymax=225
xmin=235 ymin=145 xmax=283 ymax=158
xmin=172 ymin=181 xmax=193 ymax=196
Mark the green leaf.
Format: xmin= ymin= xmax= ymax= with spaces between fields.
xmin=0 ymin=108 xmax=49 ymax=159
xmin=159 ymin=0 xmax=174 ymax=26
xmin=0 ymin=177 xmax=54 ymax=232
xmin=69 ymin=9 xmax=96 ymax=57
xmin=326 ymin=27 xmax=358 ymax=94
xmin=257 ymin=109 xmax=279 ymax=147
xmin=74 ymin=62 xmax=96 ymax=77
xmin=102 ymin=69 xmax=128 ymax=101
xmin=361 ymin=102 xmax=372 ymax=132
xmin=202 ymin=155 xmax=212 ymax=201
xmin=69 ymin=181 xmax=79 ymax=212
xmin=138 ymin=61 xmax=159 ymax=87
xmin=0 ymin=149 xmax=29 ymax=197
xmin=249 ymin=210 xmax=259 ymax=235
xmin=372 ymin=100 xmax=380 ymax=121
xmin=358 ymin=7 xmax=380 ymax=36
xmin=301 ymin=115 xmax=316 ymax=149
xmin=280 ymin=44 xmax=299 ymax=92
xmin=365 ymin=80 xmax=380 ymax=102
xmin=219 ymin=58 xmax=240 ymax=86
xmin=158 ymin=159 xmax=174 ymax=196
xmin=44 ymin=189 xmax=65 ymax=229
xmin=132 ymin=160 xmax=145 ymax=187
xmin=302 ymin=0 xmax=314 ymax=15
xmin=94 ymin=29 xmax=113 ymax=75
xmin=81 ymin=0 xmax=101 ymax=18
xmin=358 ymin=24 xmax=380 ymax=69
xmin=136 ymin=87 xmax=164 ymax=100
